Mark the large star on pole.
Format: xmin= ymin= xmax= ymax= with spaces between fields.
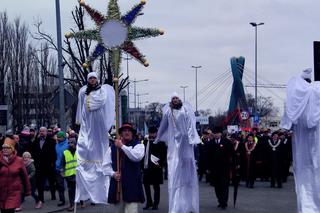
xmin=65 ymin=0 xmax=164 ymax=75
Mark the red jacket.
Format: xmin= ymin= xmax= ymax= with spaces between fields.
xmin=0 ymin=152 xmax=31 ymax=209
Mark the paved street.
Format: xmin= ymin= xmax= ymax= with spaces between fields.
xmin=21 ymin=176 xmax=296 ymax=213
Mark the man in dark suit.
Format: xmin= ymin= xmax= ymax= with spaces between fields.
xmin=197 ymin=130 xmax=211 ymax=182
xmin=31 ymin=127 xmax=57 ymax=203
xmin=256 ymin=128 xmax=271 ymax=181
xmin=142 ymin=126 xmax=166 ymax=210
xmin=206 ymin=126 xmax=234 ymax=210
xmin=268 ymin=131 xmax=284 ymax=188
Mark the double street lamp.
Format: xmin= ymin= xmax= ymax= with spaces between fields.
xmin=137 ymin=93 xmax=149 ymax=109
xmin=250 ymin=22 xmax=264 ymax=124
xmin=180 ymin=85 xmax=188 ymax=102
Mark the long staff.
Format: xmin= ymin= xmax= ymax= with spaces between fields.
xmin=113 ymin=77 xmax=121 ymax=202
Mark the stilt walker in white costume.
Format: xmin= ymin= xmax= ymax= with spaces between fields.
xmin=75 ymin=72 xmax=115 ymax=204
xmin=281 ymin=68 xmax=320 ymax=213
xmin=155 ymin=92 xmax=200 ymax=213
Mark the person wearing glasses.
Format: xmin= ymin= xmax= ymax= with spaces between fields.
xmin=155 ymin=93 xmax=200 ymax=213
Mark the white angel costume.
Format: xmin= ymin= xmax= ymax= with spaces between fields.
xmin=280 ymin=68 xmax=320 ymax=213
xmin=155 ymin=93 xmax=200 ymax=213
xmin=75 ymin=72 xmax=115 ymax=204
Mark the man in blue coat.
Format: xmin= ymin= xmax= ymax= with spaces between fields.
xmin=55 ymin=131 xmax=69 ymax=206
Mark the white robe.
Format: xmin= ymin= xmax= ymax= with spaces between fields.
xmin=280 ymin=76 xmax=320 ymax=213
xmin=75 ymin=84 xmax=115 ymax=204
xmin=155 ymin=102 xmax=200 ymax=213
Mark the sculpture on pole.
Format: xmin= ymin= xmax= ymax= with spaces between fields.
xmin=67 ymin=0 xmax=164 ymax=204
xmin=224 ymin=57 xmax=250 ymax=128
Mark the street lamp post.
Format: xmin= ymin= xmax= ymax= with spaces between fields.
xmin=132 ymin=79 xmax=148 ymax=108
xmin=55 ymin=0 xmax=66 ymax=131
xmin=133 ymin=91 xmax=148 ymax=130
xmin=180 ymin=85 xmax=188 ymax=102
xmin=137 ymin=93 xmax=149 ymax=109
xmin=122 ymin=54 xmax=132 ymax=109
xmin=250 ymin=22 xmax=264 ymax=124
xmin=191 ymin=66 xmax=202 ymax=115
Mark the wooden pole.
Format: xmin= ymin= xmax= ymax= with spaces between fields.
xmin=113 ymin=77 xmax=121 ymax=202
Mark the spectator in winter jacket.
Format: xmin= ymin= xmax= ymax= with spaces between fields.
xmin=29 ymin=127 xmax=37 ymax=144
xmin=55 ymin=131 xmax=69 ymax=207
xmin=13 ymin=134 xmax=22 ymax=157
xmin=61 ymin=137 xmax=85 ymax=211
xmin=0 ymin=137 xmax=31 ymax=213
xmin=31 ymin=126 xmax=57 ymax=203
xmin=18 ymin=127 xmax=33 ymax=157
xmin=0 ymin=133 xmax=4 ymax=148
xmin=16 ymin=152 xmax=42 ymax=211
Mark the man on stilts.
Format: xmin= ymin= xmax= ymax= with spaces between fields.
xmin=155 ymin=92 xmax=200 ymax=213
xmin=75 ymin=72 xmax=115 ymax=205
xmin=281 ymin=68 xmax=320 ymax=213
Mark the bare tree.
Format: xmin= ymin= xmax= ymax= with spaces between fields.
xmin=246 ymin=93 xmax=278 ymax=117
xmin=0 ymin=11 xmax=60 ymax=130
xmin=210 ymin=110 xmax=228 ymax=128
xmin=0 ymin=12 xmax=12 ymax=104
xmin=144 ymin=102 xmax=165 ymax=128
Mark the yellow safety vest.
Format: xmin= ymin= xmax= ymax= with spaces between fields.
xmin=63 ymin=150 xmax=77 ymax=177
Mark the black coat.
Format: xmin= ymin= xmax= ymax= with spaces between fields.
xmin=281 ymin=137 xmax=292 ymax=163
xmin=142 ymin=140 xmax=166 ymax=185
xmin=197 ymin=138 xmax=210 ymax=174
xmin=267 ymin=139 xmax=284 ymax=177
xmin=231 ymin=141 xmax=242 ymax=180
xmin=16 ymin=135 xmax=33 ymax=157
xmin=239 ymin=141 xmax=258 ymax=183
xmin=206 ymin=138 xmax=234 ymax=184
xmin=31 ymin=137 xmax=56 ymax=173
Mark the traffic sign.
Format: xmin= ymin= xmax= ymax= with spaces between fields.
xmin=196 ymin=116 xmax=209 ymax=125
xmin=241 ymin=111 xmax=250 ymax=120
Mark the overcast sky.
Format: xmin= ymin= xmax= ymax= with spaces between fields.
xmin=3 ymin=0 xmax=320 ymax=115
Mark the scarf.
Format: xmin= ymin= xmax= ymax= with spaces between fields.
xmin=24 ymin=158 xmax=34 ymax=167
xmin=85 ymin=83 xmax=101 ymax=95
xmin=3 ymin=154 xmax=13 ymax=163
